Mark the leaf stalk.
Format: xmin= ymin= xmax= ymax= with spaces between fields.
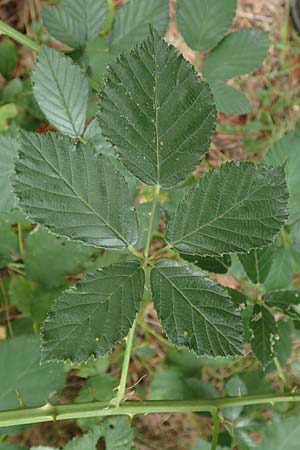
xmin=0 ymin=20 xmax=40 ymax=53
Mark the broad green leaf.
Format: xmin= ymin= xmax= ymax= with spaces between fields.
xmin=209 ymin=81 xmax=252 ymax=115
xmin=263 ymin=247 xmax=295 ymax=291
xmin=166 ymin=162 xmax=288 ymax=256
xmin=85 ymin=37 xmax=116 ymax=85
xmin=256 ymin=415 xmax=300 ymax=450
xmin=43 ymin=0 xmax=107 ymax=49
xmin=14 ymin=132 xmax=138 ymax=250
xmin=165 ymin=348 xmax=203 ymax=376
xmin=151 ymin=260 xmax=243 ymax=357
xmin=0 ymin=336 xmax=65 ymax=410
xmin=250 ymin=305 xmax=278 ymax=369
xmin=150 ymin=368 xmax=215 ymax=401
xmin=98 ymin=27 xmax=216 ymax=187
xmin=135 ymin=202 xmax=161 ymax=250
xmin=203 ymin=29 xmax=269 ymax=81
xmin=32 ymin=47 xmax=88 ymax=137
xmin=0 ymin=40 xmax=18 ymax=79
xmin=0 ymin=445 xmax=27 ymax=450
xmin=263 ymin=129 xmax=300 ymax=224
xmin=107 ymin=0 xmax=169 ymax=54
xmin=273 ymin=319 xmax=293 ymax=366
xmin=264 ymin=290 xmax=300 ymax=320
xmin=42 ymin=261 xmax=144 ymax=362
xmin=180 ymin=253 xmax=231 ymax=274
xmin=9 ymin=275 xmax=63 ymax=325
xmin=76 ymin=374 xmax=116 ymax=402
xmin=25 ymin=227 xmax=97 ymax=288
xmin=63 ymin=426 xmax=103 ymax=450
xmin=102 ymin=417 xmax=134 ymax=450
xmin=177 ymin=0 xmax=236 ymax=52
xmin=0 ymin=222 xmax=18 ymax=268
xmin=239 ymin=247 xmax=274 ymax=284
xmin=83 ymin=118 xmax=113 ymax=155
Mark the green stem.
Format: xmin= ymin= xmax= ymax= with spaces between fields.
xmin=17 ymin=223 xmax=25 ymax=260
xmin=210 ymin=409 xmax=221 ymax=450
xmin=144 ymin=184 xmax=161 ymax=259
xmin=0 ymin=279 xmax=13 ymax=338
xmin=0 ymin=19 xmax=40 ymax=53
xmin=274 ymin=357 xmax=288 ymax=390
xmin=101 ymin=0 xmax=115 ymax=35
xmin=114 ymin=320 xmax=137 ymax=406
xmin=2 ymin=394 xmax=300 ymax=427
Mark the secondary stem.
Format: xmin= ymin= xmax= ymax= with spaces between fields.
xmin=144 ymin=184 xmax=161 ymax=259
xmin=114 ymin=320 xmax=137 ymax=406
xmin=210 ymin=409 xmax=221 ymax=450
xmin=0 ymin=19 xmax=39 ymax=53
xmin=2 ymin=394 xmax=300 ymax=427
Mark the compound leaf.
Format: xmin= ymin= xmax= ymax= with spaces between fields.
xmin=203 ymin=29 xmax=269 ymax=81
xmin=209 ymin=81 xmax=252 ymax=115
xmin=0 ymin=335 xmax=65 ymax=410
xmin=166 ymin=162 xmax=288 ymax=256
xmin=0 ymin=136 xmax=19 ymax=212
xmin=177 ymin=0 xmax=236 ymax=52
xmin=239 ymin=247 xmax=274 ymax=284
xmin=151 ymin=260 xmax=243 ymax=357
xmin=250 ymin=304 xmax=278 ymax=369
xmin=32 ymin=47 xmax=88 ymax=137
xmin=14 ymin=132 xmax=138 ymax=250
xmin=43 ymin=0 xmax=107 ymax=49
xmin=42 ymin=261 xmax=144 ymax=362
xmin=107 ymin=0 xmax=169 ymax=54
xmin=98 ymin=27 xmax=216 ymax=188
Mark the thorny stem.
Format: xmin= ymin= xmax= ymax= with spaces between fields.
xmin=17 ymin=223 xmax=25 ymax=260
xmin=114 ymin=320 xmax=137 ymax=406
xmin=2 ymin=394 xmax=300 ymax=427
xmin=0 ymin=20 xmax=40 ymax=53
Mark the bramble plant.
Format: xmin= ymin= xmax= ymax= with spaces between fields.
xmin=1 ymin=1 xmax=300 ymax=449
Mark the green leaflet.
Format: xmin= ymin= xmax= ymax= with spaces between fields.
xmin=151 ymin=260 xmax=243 ymax=357
xmin=43 ymin=0 xmax=108 ymax=49
xmin=0 ymin=135 xmax=19 ymax=212
xmin=98 ymin=27 xmax=216 ymax=187
xmin=209 ymin=81 xmax=252 ymax=115
xmin=256 ymin=415 xmax=300 ymax=450
xmin=263 ymin=247 xmax=295 ymax=291
xmin=239 ymin=247 xmax=274 ymax=284
xmin=0 ymin=336 xmax=65 ymax=410
xmin=263 ymin=128 xmax=300 ymax=224
xmin=14 ymin=132 xmax=138 ymax=250
xmin=107 ymin=0 xmax=169 ymax=54
xmin=166 ymin=162 xmax=289 ymax=256
xmin=250 ymin=304 xmax=278 ymax=369
xmin=42 ymin=261 xmax=144 ymax=362
xmin=177 ymin=0 xmax=236 ymax=52
xmin=264 ymin=290 xmax=300 ymax=320
xmin=32 ymin=47 xmax=88 ymax=137
xmin=203 ymin=28 xmax=269 ymax=81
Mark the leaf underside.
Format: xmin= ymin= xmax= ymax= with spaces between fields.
xmin=98 ymin=27 xmax=216 ymax=188
xmin=166 ymin=161 xmax=289 ymax=256
xmin=151 ymin=260 xmax=243 ymax=357
xmin=0 ymin=135 xmax=19 ymax=212
xmin=14 ymin=132 xmax=138 ymax=249
xmin=42 ymin=261 xmax=144 ymax=362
